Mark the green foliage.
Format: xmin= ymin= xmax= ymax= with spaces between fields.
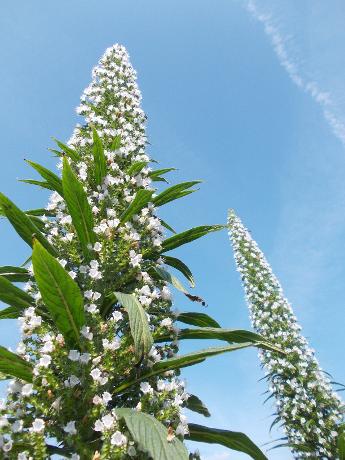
xmin=119 ymin=189 xmax=153 ymax=226
xmin=25 ymin=160 xmax=63 ymax=196
xmin=176 ymin=311 xmax=221 ymax=328
xmin=92 ymin=128 xmax=107 ymax=186
xmin=185 ymin=394 xmax=211 ymax=417
xmin=32 ymin=240 xmax=85 ymax=348
xmin=0 ymin=346 xmax=33 ymax=383
xmin=0 ymin=275 xmax=34 ymax=310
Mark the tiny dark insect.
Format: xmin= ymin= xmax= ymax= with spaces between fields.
xmin=184 ymin=293 xmax=207 ymax=307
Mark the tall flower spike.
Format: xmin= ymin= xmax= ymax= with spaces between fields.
xmin=228 ymin=210 xmax=343 ymax=459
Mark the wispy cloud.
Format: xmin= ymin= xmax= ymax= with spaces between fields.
xmin=245 ymin=0 xmax=345 ymax=146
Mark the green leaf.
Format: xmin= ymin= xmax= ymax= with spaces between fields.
xmin=114 ymin=343 xmax=253 ymax=394
xmin=0 ymin=275 xmax=34 ymax=309
xmin=153 ymin=181 xmax=201 ymax=207
xmin=161 ymin=225 xmax=225 ymax=253
xmin=119 ymin=189 xmax=153 ymax=226
xmin=0 ymin=193 xmax=57 ymax=256
xmin=0 ymin=266 xmax=30 ymax=282
xmin=62 ymin=157 xmax=95 ymax=260
xmin=52 ymin=138 xmax=81 ymax=162
xmin=19 ymin=179 xmax=53 ymax=190
xmin=160 ymin=219 xmax=176 ymax=234
xmin=110 ymin=135 xmax=121 ymax=150
xmin=0 ymin=346 xmax=33 ymax=382
xmin=152 ymin=266 xmax=188 ymax=294
xmin=114 ymin=292 xmax=153 ymax=360
xmin=92 ymin=129 xmax=107 ymax=186
xmin=185 ymin=394 xmax=211 ymax=417
xmin=339 ymin=431 xmax=345 ymax=460
xmin=149 ymin=168 xmax=176 ymax=179
xmin=116 ymin=409 xmax=189 ymax=460
xmin=187 ymin=424 xmax=268 ymax=460
xmin=162 ymin=255 xmax=195 ymax=287
xmin=155 ymin=327 xmax=282 ymax=353
xmin=25 ymin=208 xmax=55 ymax=217
xmin=25 ymin=160 xmax=63 ymax=196
xmin=32 ymin=240 xmax=85 ymax=348
xmin=0 ymin=306 xmax=23 ymax=320
xmin=127 ymin=161 xmax=148 ymax=176
xmin=176 ymin=311 xmax=221 ymax=328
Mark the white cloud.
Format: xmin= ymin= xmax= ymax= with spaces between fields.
xmin=245 ymin=0 xmax=345 ymax=145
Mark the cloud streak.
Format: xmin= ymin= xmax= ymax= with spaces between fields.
xmin=245 ymin=0 xmax=345 ymax=146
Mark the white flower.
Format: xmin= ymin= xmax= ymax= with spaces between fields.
xmin=81 ymin=326 xmax=93 ymax=340
xmin=41 ymin=340 xmax=54 ymax=353
xmin=140 ymin=382 xmax=153 ymax=394
xmin=160 ymin=318 xmax=172 ymax=328
xmin=31 ymin=418 xmax=45 ymax=433
xmin=64 ymin=421 xmax=77 ymax=435
xmin=110 ymin=431 xmax=127 ymax=446
xmin=92 ymin=395 xmax=103 ymax=405
xmin=94 ymin=419 xmax=104 ymax=432
xmin=71 ymin=454 xmax=80 ymax=460
xmin=112 ymin=311 xmax=123 ymax=322
xmin=3 ymin=439 xmax=13 ymax=452
xmin=93 ymin=242 xmax=102 ymax=252
xmin=101 ymin=414 xmax=115 ymax=429
xmin=18 ymin=453 xmax=28 ymax=460
xmin=85 ymin=303 xmax=99 ymax=314
xmin=38 ymin=354 xmax=52 ymax=368
xmin=161 ymin=286 xmax=171 ymax=300
xmin=102 ymin=338 xmax=121 ymax=351
xmin=21 ymin=384 xmax=33 ymax=397
xmin=127 ymin=446 xmax=137 ymax=457
xmin=80 ymin=353 xmax=91 ymax=364
xmin=68 ymin=350 xmax=80 ymax=362
xmin=64 ymin=375 xmax=80 ymax=388
xmin=102 ymin=392 xmax=112 ymax=404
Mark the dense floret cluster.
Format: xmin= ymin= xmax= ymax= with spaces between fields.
xmin=228 ymin=210 xmax=343 ymax=459
xmin=0 ymin=45 xmax=190 ymax=459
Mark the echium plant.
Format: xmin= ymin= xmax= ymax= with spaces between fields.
xmin=228 ymin=210 xmax=344 ymax=459
xmin=0 ymin=45 xmax=275 ymax=460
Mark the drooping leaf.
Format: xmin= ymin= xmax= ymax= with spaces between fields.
xmin=127 ymin=161 xmax=148 ymax=176
xmin=52 ymin=138 xmax=81 ymax=162
xmin=114 ymin=343 xmax=253 ymax=394
xmin=149 ymin=168 xmax=176 ymax=180
xmin=92 ymin=128 xmax=107 ymax=186
xmin=0 ymin=193 xmax=57 ymax=256
xmin=119 ymin=189 xmax=153 ymax=226
xmin=0 ymin=306 xmax=23 ymax=320
xmin=110 ymin=135 xmax=121 ymax=150
xmin=176 ymin=311 xmax=221 ymax=328
xmin=186 ymin=424 xmax=268 ymax=460
xmin=62 ymin=157 xmax=95 ymax=260
xmin=0 ymin=266 xmax=30 ymax=282
xmin=25 ymin=160 xmax=63 ymax=196
xmin=162 ymin=255 xmax=195 ymax=287
xmin=114 ymin=292 xmax=153 ymax=359
xmin=32 ymin=240 xmax=85 ymax=348
xmin=185 ymin=394 xmax=211 ymax=417
xmin=152 ymin=266 xmax=188 ymax=294
xmin=153 ymin=181 xmax=201 ymax=207
xmin=0 ymin=346 xmax=33 ymax=383
xmin=160 ymin=219 xmax=176 ymax=234
xmin=0 ymin=275 xmax=34 ymax=309
xmin=160 ymin=225 xmax=225 ymax=253
xmin=116 ymin=409 xmax=189 ymax=460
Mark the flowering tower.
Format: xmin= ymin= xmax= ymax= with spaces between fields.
xmin=228 ymin=210 xmax=343 ymax=459
xmin=0 ymin=45 xmax=271 ymax=459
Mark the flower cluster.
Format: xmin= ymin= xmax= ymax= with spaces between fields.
xmin=228 ymin=210 xmax=343 ymax=459
xmin=0 ymin=45 xmax=190 ymax=459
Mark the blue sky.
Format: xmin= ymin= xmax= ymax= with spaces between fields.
xmin=1 ymin=1 xmax=345 ymax=459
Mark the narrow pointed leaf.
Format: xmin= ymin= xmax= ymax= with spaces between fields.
xmin=0 ymin=306 xmax=23 ymax=320
xmin=114 ymin=292 xmax=153 ymax=359
xmin=149 ymin=168 xmax=176 ymax=179
xmin=0 ymin=275 xmax=34 ymax=309
xmin=110 ymin=135 xmax=121 ymax=150
xmin=160 ymin=219 xmax=176 ymax=234
xmin=162 ymin=255 xmax=195 ymax=287
xmin=25 ymin=208 xmax=55 ymax=217
xmin=153 ymin=181 xmax=201 ymax=207
xmin=185 ymin=394 xmax=211 ymax=417
xmin=19 ymin=179 xmax=53 ymax=190
xmin=176 ymin=311 xmax=221 ymax=328
xmin=25 ymin=160 xmax=63 ymax=196
xmin=0 ymin=266 xmax=30 ymax=282
xmin=116 ymin=409 xmax=189 ymax=460
xmin=160 ymin=225 xmax=225 ymax=253
xmin=119 ymin=189 xmax=153 ymax=226
xmin=339 ymin=431 xmax=345 ymax=460
xmin=52 ymin=138 xmax=81 ymax=162
xmin=92 ymin=129 xmax=107 ymax=186
xmin=186 ymin=424 xmax=268 ymax=460
xmin=0 ymin=193 xmax=57 ymax=256
xmin=32 ymin=240 xmax=85 ymax=348
xmin=62 ymin=157 xmax=95 ymax=260
xmin=127 ymin=161 xmax=148 ymax=176
xmin=152 ymin=266 xmax=188 ymax=294
xmin=0 ymin=346 xmax=33 ymax=383
xmin=114 ymin=343 xmax=252 ymax=394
